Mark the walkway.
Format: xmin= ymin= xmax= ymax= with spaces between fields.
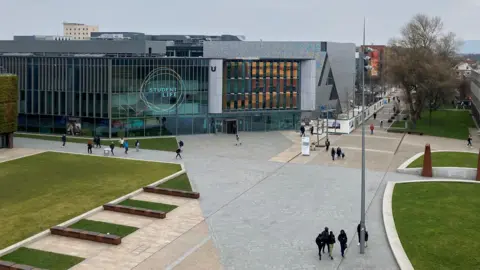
xmin=8 ymin=110 xmax=462 ymax=270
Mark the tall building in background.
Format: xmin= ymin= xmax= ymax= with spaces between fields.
xmin=63 ymin=22 xmax=99 ymax=40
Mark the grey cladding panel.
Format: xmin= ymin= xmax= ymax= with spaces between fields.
xmin=0 ymin=40 xmax=167 ymax=54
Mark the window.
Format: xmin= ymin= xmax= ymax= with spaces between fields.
xmin=321 ymin=42 xmax=327 ymax=52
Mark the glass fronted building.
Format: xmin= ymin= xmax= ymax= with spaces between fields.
xmin=0 ymin=55 xmax=313 ymax=137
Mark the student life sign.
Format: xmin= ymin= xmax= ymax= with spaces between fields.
xmin=147 ymin=87 xmax=177 ymax=97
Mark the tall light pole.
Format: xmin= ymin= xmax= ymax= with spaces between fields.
xmin=359 ymin=17 xmax=372 ymax=255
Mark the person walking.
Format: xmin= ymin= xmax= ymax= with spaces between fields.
xmin=325 ymin=139 xmax=330 ymax=151
xmin=87 ymin=140 xmax=93 ymax=154
xmin=124 ymin=140 xmax=129 ymax=154
xmin=327 ymin=231 xmax=336 ymax=260
xmin=119 ymin=137 xmax=124 ymax=148
xmin=467 ymin=134 xmax=473 ymax=148
xmin=175 ymin=147 xmax=182 ymax=159
xmin=315 ymin=230 xmax=325 ymax=260
xmin=109 ymin=141 xmax=115 ymax=156
xmin=97 ymin=136 xmax=101 ymax=148
xmin=373 ymin=112 xmax=377 ymax=120
xmin=310 ymin=126 xmax=314 ymax=136
xmin=380 ymin=120 xmax=383 ymax=129
xmin=331 ymin=147 xmax=336 ymax=161
xmin=338 ymin=230 xmax=348 ymax=258
xmin=370 ymin=123 xmax=374 ymax=135
xmin=336 ymin=147 xmax=342 ymax=158
xmin=320 ymin=227 xmax=329 ymax=254
xmin=357 ymin=223 xmax=368 ymax=247
xmin=300 ymin=125 xmax=305 ymax=137
xmin=235 ymin=134 xmax=242 ymax=146
xmin=61 ymin=134 xmax=66 ymax=147
xmin=135 ymin=140 xmax=140 ymax=152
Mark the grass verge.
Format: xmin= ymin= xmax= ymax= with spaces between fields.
xmin=392 ymin=182 xmax=480 ymax=270
xmin=157 ymin=173 xmax=193 ymax=191
xmin=407 ymin=151 xmax=478 ymax=168
xmin=0 ymin=247 xmax=84 ymax=270
xmin=0 ymin=152 xmax=180 ymax=249
xmin=69 ymin=219 xmax=137 ymax=237
xmin=390 ymin=110 xmax=475 ymax=140
xmin=15 ymin=133 xmax=179 ymax=152
xmin=118 ymin=199 xmax=177 ymax=213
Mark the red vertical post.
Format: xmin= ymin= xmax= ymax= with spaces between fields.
xmin=476 ymin=149 xmax=480 ymax=181
xmin=421 ymin=144 xmax=433 ymax=177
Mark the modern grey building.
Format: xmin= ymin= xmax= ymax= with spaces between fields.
xmin=0 ymin=33 xmax=355 ymax=138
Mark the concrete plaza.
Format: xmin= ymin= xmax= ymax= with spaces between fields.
xmin=5 ymin=103 xmax=468 ymax=269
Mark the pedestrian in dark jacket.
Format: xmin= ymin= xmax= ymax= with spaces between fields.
xmin=310 ymin=126 xmax=314 ymax=135
xmin=338 ymin=230 xmax=348 ymax=258
xmin=336 ymin=147 xmax=342 ymax=158
xmin=320 ymin=227 xmax=329 ymax=254
xmin=315 ymin=229 xmax=326 ymax=260
xmin=325 ymin=139 xmax=330 ymax=151
xmin=300 ymin=126 xmax=305 ymax=137
xmin=357 ymin=223 xmax=368 ymax=247
xmin=331 ymin=148 xmax=336 ymax=161
xmin=61 ymin=134 xmax=66 ymax=147
xmin=109 ymin=142 xmax=115 ymax=156
xmin=327 ymin=231 xmax=336 ymax=260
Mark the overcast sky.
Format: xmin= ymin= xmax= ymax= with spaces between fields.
xmin=0 ymin=0 xmax=478 ymax=44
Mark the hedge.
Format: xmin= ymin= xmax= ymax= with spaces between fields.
xmin=0 ymin=75 xmax=18 ymax=134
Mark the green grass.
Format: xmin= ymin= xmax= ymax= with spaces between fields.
xmin=392 ymin=182 xmax=480 ymax=270
xmin=14 ymin=133 xmax=179 ymax=152
xmin=118 ymin=199 xmax=178 ymax=212
xmin=69 ymin=219 xmax=137 ymax=237
xmin=390 ymin=110 xmax=475 ymax=140
xmin=407 ymin=151 xmax=478 ymax=168
xmin=0 ymin=152 xmax=180 ymax=249
xmin=157 ymin=173 xmax=193 ymax=191
xmin=0 ymin=247 xmax=84 ymax=270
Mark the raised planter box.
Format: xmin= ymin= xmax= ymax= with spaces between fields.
xmin=50 ymin=226 xmax=121 ymax=245
xmin=103 ymin=204 xmax=166 ymax=219
xmin=143 ymin=187 xmax=200 ymax=199
xmin=406 ymin=131 xmax=423 ymax=135
xmin=0 ymin=260 xmax=46 ymax=270
xmin=387 ymin=119 xmax=393 ymax=123
xmin=387 ymin=129 xmax=405 ymax=133
xmin=390 ymin=116 xmax=395 ymax=120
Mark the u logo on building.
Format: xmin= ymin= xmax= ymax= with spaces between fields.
xmin=210 ymin=66 xmax=216 ymax=72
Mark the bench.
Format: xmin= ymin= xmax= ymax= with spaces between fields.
xmin=103 ymin=204 xmax=166 ymax=219
xmin=50 ymin=226 xmax=121 ymax=245
xmin=143 ymin=187 xmax=200 ymax=199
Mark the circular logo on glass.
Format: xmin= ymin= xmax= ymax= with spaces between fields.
xmin=139 ymin=67 xmax=186 ymax=113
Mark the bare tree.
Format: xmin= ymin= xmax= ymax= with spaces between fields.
xmin=385 ymin=14 xmax=460 ymax=128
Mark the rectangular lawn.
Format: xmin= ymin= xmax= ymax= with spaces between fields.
xmin=69 ymin=219 xmax=137 ymax=237
xmin=15 ymin=133 xmax=178 ymax=152
xmin=0 ymin=247 xmax=84 ymax=270
xmin=157 ymin=173 xmax=193 ymax=191
xmin=119 ymin=199 xmax=178 ymax=212
xmin=0 ymin=152 xmax=180 ymax=249
xmin=407 ymin=151 xmax=478 ymax=168
xmin=390 ymin=110 xmax=475 ymax=140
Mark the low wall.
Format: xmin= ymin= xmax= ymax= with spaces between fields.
xmin=321 ymin=99 xmax=385 ymax=134
xmin=397 ymin=150 xmax=478 ymax=180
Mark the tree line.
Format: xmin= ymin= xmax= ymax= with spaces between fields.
xmin=384 ymin=14 xmax=466 ymax=128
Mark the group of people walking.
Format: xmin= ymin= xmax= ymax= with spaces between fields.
xmin=315 ymin=227 xmax=348 ymax=260
xmin=315 ymin=223 xmax=369 ymax=261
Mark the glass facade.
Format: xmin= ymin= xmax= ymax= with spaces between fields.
xmin=0 ymin=56 xmax=301 ymax=136
xmin=223 ymin=60 xmax=300 ymax=111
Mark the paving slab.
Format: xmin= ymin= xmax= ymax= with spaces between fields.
xmin=0 ymin=148 xmax=44 ymax=163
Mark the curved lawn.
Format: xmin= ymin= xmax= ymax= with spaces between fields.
xmin=407 ymin=151 xmax=478 ymax=168
xmin=392 ymin=182 xmax=480 ymax=270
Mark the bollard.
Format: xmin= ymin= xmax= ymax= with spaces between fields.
xmin=421 ymin=144 xmax=433 ymax=177
xmin=476 ymin=149 xmax=480 ymax=181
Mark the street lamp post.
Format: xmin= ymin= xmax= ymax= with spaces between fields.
xmin=359 ymin=18 xmax=373 ymax=255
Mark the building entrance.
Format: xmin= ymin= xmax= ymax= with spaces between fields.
xmin=223 ymin=119 xmax=238 ymax=134
xmin=0 ymin=134 xmax=9 ymax=148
